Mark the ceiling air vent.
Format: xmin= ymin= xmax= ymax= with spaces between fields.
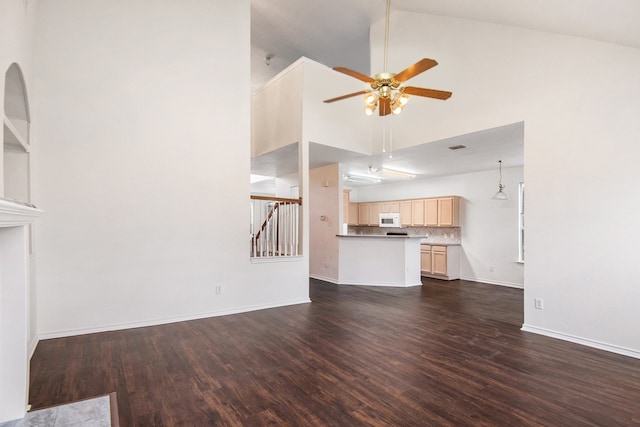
xmin=448 ymin=144 xmax=467 ymax=150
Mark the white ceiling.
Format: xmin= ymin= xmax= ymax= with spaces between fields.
xmin=252 ymin=0 xmax=640 ymax=90
xmin=250 ymin=0 xmax=639 ymax=185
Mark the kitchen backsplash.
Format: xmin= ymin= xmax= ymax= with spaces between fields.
xmin=347 ymin=226 xmax=461 ymax=244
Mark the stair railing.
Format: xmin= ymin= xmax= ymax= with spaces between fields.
xmin=250 ymin=195 xmax=301 ymax=258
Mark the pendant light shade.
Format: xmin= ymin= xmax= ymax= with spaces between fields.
xmin=492 ymin=160 xmax=508 ymax=200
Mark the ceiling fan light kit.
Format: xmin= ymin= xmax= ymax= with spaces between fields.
xmin=324 ymin=0 xmax=452 ymax=116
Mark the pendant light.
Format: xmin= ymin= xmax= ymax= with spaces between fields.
xmin=492 ymin=160 xmax=508 ymax=200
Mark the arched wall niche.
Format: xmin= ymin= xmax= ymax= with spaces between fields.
xmin=3 ymin=62 xmax=31 ymax=203
xmin=4 ymin=63 xmax=31 ymax=123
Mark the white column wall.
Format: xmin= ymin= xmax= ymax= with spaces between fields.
xmin=31 ymin=0 xmax=309 ymax=338
xmin=370 ymin=12 xmax=640 ymax=355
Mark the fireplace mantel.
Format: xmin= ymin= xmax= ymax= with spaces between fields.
xmin=0 ymin=198 xmax=43 ymax=227
xmin=0 ymin=198 xmax=42 ymax=423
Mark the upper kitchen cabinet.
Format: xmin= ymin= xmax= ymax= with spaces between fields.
xmin=379 ymin=201 xmax=400 ymax=213
xmin=426 ymin=197 xmax=460 ymax=227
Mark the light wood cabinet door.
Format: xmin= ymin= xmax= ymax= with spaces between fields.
xmin=369 ymin=203 xmax=381 ymax=226
xmin=348 ymin=203 xmax=359 ymax=225
xmin=411 ymin=199 xmax=425 ymax=226
xmin=358 ymin=203 xmax=370 ymax=225
xmin=438 ymin=197 xmax=454 ymax=227
xmin=420 ymin=246 xmax=432 ymax=273
xmin=380 ymin=201 xmax=400 ymax=213
xmin=431 ymin=246 xmax=448 ymax=275
xmin=399 ymin=200 xmax=412 ymax=226
xmin=425 ymin=198 xmax=438 ymax=226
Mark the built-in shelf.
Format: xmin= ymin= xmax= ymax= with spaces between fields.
xmin=3 ymin=114 xmax=30 ymax=153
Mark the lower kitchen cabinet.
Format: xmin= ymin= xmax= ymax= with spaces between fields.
xmin=420 ymin=244 xmax=460 ymax=280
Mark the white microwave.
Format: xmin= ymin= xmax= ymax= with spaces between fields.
xmin=379 ymin=212 xmax=401 ymax=228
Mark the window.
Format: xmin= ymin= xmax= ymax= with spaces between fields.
xmin=518 ymin=182 xmax=525 ymax=263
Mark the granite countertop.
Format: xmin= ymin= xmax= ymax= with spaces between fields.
xmin=419 ymin=241 xmax=461 ymax=246
xmin=336 ymin=234 xmax=461 ymax=245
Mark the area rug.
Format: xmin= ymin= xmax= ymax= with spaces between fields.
xmin=0 ymin=393 xmax=118 ymax=427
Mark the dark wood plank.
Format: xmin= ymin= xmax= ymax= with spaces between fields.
xmin=29 ymin=279 xmax=640 ymax=426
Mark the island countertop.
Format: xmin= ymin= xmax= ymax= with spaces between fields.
xmin=337 ymin=235 xmax=460 ymax=246
xmin=336 ymin=234 xmax=423 ymax=238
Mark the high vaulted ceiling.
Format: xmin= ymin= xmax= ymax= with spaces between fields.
xmin=252 ymin=0 xmax=640 ymax=90
xmin=250 ymin=0 xmax=640 ymax=185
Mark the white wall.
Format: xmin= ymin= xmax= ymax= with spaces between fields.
xmin=370 ymin=12 xmax=640 ymax=356
xmin=0 ymin=0 xmax=39 ymax=361
xmin=31 ymin=0 xmax=309 ymax=338
xmin=308 ymin=164 xmax=341 ymax=282
xmin=355 ymin=167 xmax=524 ymax=288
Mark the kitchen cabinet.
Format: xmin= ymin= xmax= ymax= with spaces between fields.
xmin=421 ymin=244 xmax=460 ymax=280
xmin=344 ymin=190 xmax=359 ymax=225
xmin=358 ymin=203 xmax=370 ymax=225
xmin=425 ymin=199 xmax=438 ymax=226
xmin=380 ymin=201 xmax=400 ymax=213
xmin=369 ymin=203 xmax=381 ymax=226
xmin=438 ymin=197 xmax=459 ymax=227
xmin=431 ymin=246 xmax=448 ymax=275
xmin=348 ymin=203 xmax=359 ymax=225
xmin=400 ymin=200 xmax=412 ymax=226
xmin=357 ymin=203 xmax=380 ymax=226
xmin=425 ymin=197 xmax=460 ymax=227
xmin=411 ymin=199 xmax=425 ymax=226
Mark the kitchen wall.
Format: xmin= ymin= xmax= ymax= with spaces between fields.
xmin=353 ymin=166 xmax=524 ymax=288
xmin=309 ymin=164 xmax=341 ymax=283
xmin=370 ymin=11 xmax=640 ymax=356
xmin=31 ymin=0 xmax=310 ymax=339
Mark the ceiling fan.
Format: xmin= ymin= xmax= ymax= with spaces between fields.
xmin=323 ymin=0 xmax=452 ymax=116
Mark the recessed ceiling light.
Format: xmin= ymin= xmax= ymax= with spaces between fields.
xmin=448 ymin=144 xmax=467 ymax=150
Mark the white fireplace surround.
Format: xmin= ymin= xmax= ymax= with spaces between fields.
xmin=0 ymin=198 xmax=43 ymax=423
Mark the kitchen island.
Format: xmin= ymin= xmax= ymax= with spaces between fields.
xmin=336 ymin=234 xmax=423 ymax=287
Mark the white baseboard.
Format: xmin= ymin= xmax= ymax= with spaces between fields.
xmin=460 ymin=275 xmax=524 ymax=289
xmin=338 ymin=280 xmax=422 ymax=288
xmin=309 ymin=274 xmax=338 ymax=284
xmin=37 ymin=298 xmax=311 ymax=340
xmin=310 ymin=274 xmax=421 ymax=288
xmin=521 ymin=324 xmax=640 ymax=360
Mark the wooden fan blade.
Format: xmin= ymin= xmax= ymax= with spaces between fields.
xmin=394 ymin=58 xmax=438 ymax=83
xmin=403 ymin=86 xmax=452 ymax=100
xmin=333 ymin=67 xmax=376 ymax=84
xmin=379 ymin=98 xmax=391 ymax=116
xmin=323 ymin=90 xmax=368 ymax=103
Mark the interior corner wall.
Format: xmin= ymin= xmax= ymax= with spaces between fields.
xmin=355 ymin=167 xmax=524 ymax=288
xmin=371 ymin=12 xmax=640 ymax=355
xmin=31 ymin=0 xmax=309 ymax=339
xmin=308 ymin=164 xmax=341 ymax=283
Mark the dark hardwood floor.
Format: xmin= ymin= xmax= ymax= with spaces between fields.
xmin=29 ymin=279 xmax=640 ymax=426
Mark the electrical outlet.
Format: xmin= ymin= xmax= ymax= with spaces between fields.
xmin=216 ymin=285 xmax=222 ymax=294
xmin=534 ymin=298 xmax=544 ymax=309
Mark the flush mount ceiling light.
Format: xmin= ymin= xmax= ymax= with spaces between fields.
xmin=492 ymin=160 xmax=508 ymax=200
xmin=343 ymin=173 xmax=381 ymax=184
xmin=379 ymin=168 xmax=415 ymax=179
xmin=323 ymin=0 xmax=452 ymax=116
